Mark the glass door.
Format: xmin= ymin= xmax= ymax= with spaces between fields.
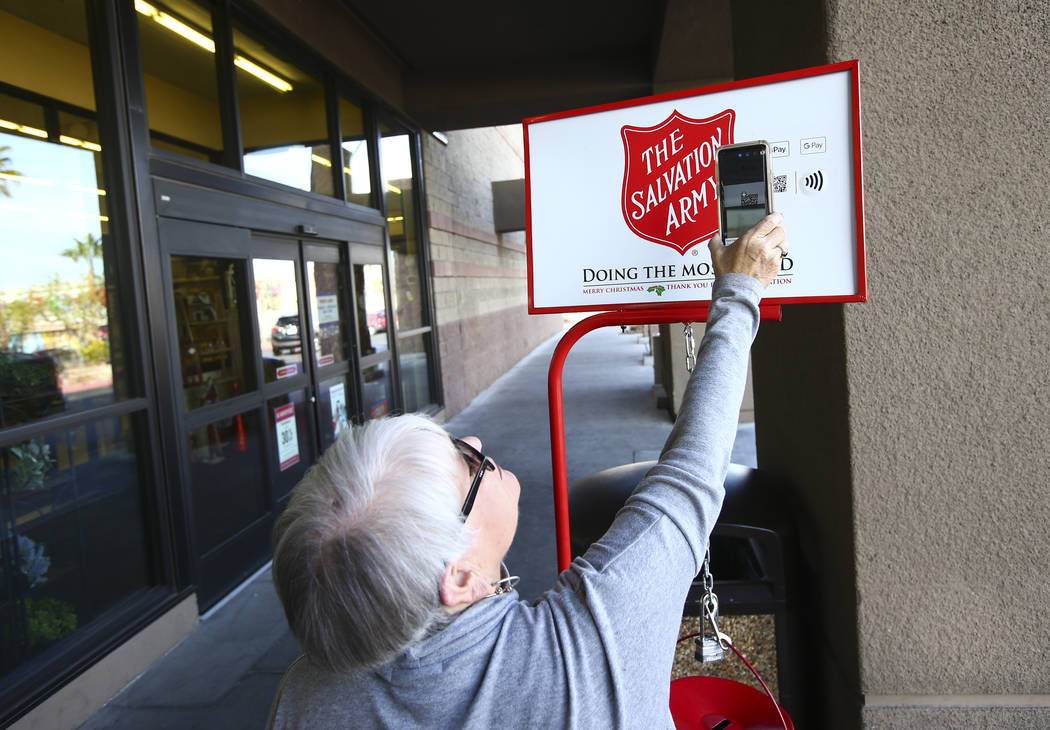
xmin=160 ymin=219 xmax=324 ymax=607
xmin=349 ymin=243 xmax=395 ymax=422
xmin=303 ymin=243 xmax=356 ymax=452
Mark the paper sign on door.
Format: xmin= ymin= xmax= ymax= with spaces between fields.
xmin=274 ymin=403 xmax=300 ymax=471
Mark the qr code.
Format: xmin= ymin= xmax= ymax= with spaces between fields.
xmin=773 ymin=174 xmax=788 ymax=193
xmin=741 ymin=192 xmax=758 ymax=206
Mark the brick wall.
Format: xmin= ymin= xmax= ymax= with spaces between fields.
xmin=422 ymin=125 xmax=562 ymax=418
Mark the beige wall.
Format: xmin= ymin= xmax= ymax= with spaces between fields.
xmin=12 ymin=597 xmax=198 ymax=730
xmin=751 ymin=1 xmax=1050 ymax=727
xmin=422 ymin=126 xmax=563 ymax=418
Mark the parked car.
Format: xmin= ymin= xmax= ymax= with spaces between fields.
xmin=270 ymin=315 xmax=301 ymax=355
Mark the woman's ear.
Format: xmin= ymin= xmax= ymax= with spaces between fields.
xmin=439 ymin=561 xmax=489 ymax=610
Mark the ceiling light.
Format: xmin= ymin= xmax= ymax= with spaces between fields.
xmin=0 ymin=119 xmax=48 ymax=138
xmin=234 ymin=56 xmax=293 ymax=93
xmin=310 ymin=154 xmax=332 ymax=167
xmin=136 ymin=1 xmax=292 ymax=93
xmin=0 ymin=172 xmax=53 ymax=187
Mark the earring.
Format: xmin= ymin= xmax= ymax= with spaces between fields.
xmin=491 ymin=562 xmax=520 ymax=596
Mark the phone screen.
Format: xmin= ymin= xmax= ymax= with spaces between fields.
xmin=719 ymin=145 xmax=769 ymax=243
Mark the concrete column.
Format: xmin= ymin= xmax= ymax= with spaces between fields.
xmin=746 ymin=1 xmax=1050 ymax=727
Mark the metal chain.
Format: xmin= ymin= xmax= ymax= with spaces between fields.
xmin=683 ymin=323 xmax=696 ymax=373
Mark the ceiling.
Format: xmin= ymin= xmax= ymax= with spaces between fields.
xmin=335 ymin=0 xmax=735 ymax=130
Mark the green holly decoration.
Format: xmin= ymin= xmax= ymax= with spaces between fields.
xmin=647 ymin=285 xmax=666 ymax=296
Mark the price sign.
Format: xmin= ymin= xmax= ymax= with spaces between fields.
xmin=274 ymin=403 xmax=300 ymax=471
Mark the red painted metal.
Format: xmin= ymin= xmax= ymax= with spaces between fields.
xmin=548 ymin=305 xmax=781 ymax=572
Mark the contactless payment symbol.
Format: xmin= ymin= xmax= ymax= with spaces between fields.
xmin=621 ymin=109 xmax=735 ymax=255
xmin=801 ymin=169 xmax=825 ymax=195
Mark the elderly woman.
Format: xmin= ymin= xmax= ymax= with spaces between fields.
xmin=267 ymin=214 xmax=788 ymax=728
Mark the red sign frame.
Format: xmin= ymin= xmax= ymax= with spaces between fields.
xmin=523 ymin=59 xmax=866 ymax=315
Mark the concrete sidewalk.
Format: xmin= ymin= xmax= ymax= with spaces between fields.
xmin=81 ymin=326 xmax=754 ymax=729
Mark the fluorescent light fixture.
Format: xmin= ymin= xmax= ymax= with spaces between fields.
xmin=0 ymin=202 xmax=108 ymax=223
xmin=233 ymin=56 xmax=293 ymax=93
xmin=0 ymin=172 xmax=53 ymax=187
xmin=60 ymin=135 xmax=102 ymax=152
xmin=310 ymin=154 xmax=332 ymax=167
xmin=136 ymin=1 xmax=293 ymax=93
xmin=384 ymin=183 xmax=401 ymax=195
xmin=0 ymin=119 xmax=48 ymax=138
xmin=65 ymin=183 xmax=107 ymax=197
xmin=387 ymin=216 xmax=404 ymax=223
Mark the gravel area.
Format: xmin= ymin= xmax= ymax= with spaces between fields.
xmin=671 ymin=613 xmax=780 ymax=699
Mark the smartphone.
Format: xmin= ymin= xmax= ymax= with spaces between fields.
xmin=716 ymin=141 xmax=774 ymax=245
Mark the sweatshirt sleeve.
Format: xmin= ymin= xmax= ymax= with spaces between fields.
xmin=537 ymin=274 xmax=763 ymax=727
xmin=623 ymin=272 xmax=763 ymax=572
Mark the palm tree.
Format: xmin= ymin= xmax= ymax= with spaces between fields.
xmin=0 ymin=145 xmax=16 ymax=197
xmin=60 ymin=232 xmax=104 ymax=285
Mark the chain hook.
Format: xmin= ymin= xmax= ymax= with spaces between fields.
xmin=683 ymin=322 xmax=696 ymax=373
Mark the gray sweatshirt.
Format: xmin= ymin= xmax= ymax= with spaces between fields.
xmin=267 ymin=273 xmax=763 ymax=729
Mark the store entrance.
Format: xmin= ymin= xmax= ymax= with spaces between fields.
xmin=159 ymin=217 xmax=371 ymax=608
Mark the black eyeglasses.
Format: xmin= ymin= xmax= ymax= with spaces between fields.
xmin=452 ymin=437 xmax=495 ymax=518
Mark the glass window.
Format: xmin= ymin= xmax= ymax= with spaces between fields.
xmin=0 ymin=414 xmax=152 ymax=677
xmin=171 ymin=256 xmax=251 ymax=410
xmin=340 ymin=97 xmax=371 ymax=207
xmin=0 ymin=3 xmax=95 ymax=113
xmin=236 ymin=28 xmax=333 ymax=197
xmin=316 ymin=375 xmax=351 ymax=452
xmin=0 ymin=91 xmax=130 ymax=428
xmin=187 ymin=409 xmax=265 ymax=555
xmin=266 ymin=390 xmax=310 ymax=500
xmin=380 ymin=124 xmax=424 ymax=332
xmin=362 ymin=362 xmax=393 ymax=421
xmin=397 ymin=333 xmax=432 ymax=414
xmin=253 ymin=259 xmax=302 ymax=382
xmin=134 ymin=0 xmax=224 ymax=164
xmin=353 ymin=262 xmax=388 ymax=356
xmin=306 ymin=261 xmax=347 ymax=367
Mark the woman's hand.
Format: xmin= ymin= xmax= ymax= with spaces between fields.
xmin=708 ymin=212 xmax=788 ymax=289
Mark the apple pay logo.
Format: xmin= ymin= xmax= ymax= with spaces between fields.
xmin=770 ymin=141 xmax=789 ymax=157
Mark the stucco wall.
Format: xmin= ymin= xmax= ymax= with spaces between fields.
xmin=751 ymin=0 xmax=1050 ymax=727
xmin=422 ymin=126 xmax=563 ymax=418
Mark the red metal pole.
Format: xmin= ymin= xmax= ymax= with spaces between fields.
xmin=548 ymin=304 xmax=782 ymax=572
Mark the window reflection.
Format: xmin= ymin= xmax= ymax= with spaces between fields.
xmin=236 ymin=27 xmax=333 ymax=197
xmin=306 ymin=261 xmax=346 ymax=367
xmin=340 ymin=98 xmax=371 ymax=207
xmin=353 ymin=263 xmax=388 ymax=356
xmin=135 ymin=0 xmax=224 ymax=163
xmin=0 ymin=91 xmax=128 ymax=428
xmin=317 ymin=375 xmax=351 ymax=451
xmin=171 ymin=256 xmax=250 ymax=409
xmin=380 ymin=125 xmax=423 ymax=331
xmin=187 ymin=409 xmax=265 ymax=555
xmin=398 ymin=333 xmax=432 ymax=413
xmin=0 ymin=414 xmax=152 ymax=675
xmin=253 ymin=258 xmax=302 ymax=382
xmin=362 ymin=362 xmax=392 ymax=420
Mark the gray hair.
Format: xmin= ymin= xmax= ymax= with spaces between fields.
xmin=272 ymin=414 xmax=472 ymax=672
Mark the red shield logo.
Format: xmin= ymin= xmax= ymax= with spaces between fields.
xmin=621 ymin=109 xmax=735 ymax=254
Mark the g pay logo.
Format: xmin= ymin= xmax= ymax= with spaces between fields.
xmin=800 ymin=137 xmax=826 ymax=154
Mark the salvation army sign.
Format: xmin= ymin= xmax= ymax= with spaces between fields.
xmin=622 ymin=109 xmax=734 ymax=254
xmin=525 ymin=60 xmax=867 ymax=314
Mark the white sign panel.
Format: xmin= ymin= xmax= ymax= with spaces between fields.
xmin=274 ymin=403 xmax=300 ymax=471
xmin=316 ymin=293 xmax=339 ymax=325
xmin=329 ymin=382 xmax=348 ymax=439
xmin=525 ymin=61 xmax=866 ymax=313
